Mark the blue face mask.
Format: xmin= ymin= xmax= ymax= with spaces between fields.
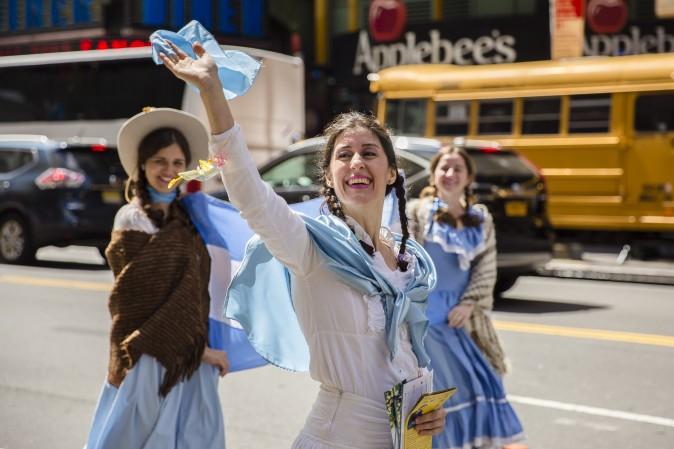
xmin=147 ymin=185 xmax=178 ymax=204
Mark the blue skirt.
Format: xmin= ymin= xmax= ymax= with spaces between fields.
xmin=85 ymin=355 xmax=225 ymax=449
xmin=426 ymin=323 xmax=524 ymax=449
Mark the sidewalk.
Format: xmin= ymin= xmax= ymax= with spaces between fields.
xmin=538 ymin=252 xmax=674 ymax=285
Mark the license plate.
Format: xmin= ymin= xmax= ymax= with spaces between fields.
xmin=505 ymin=200 xmax=528 ymax=217
xmin=102 ymin=190 xmax=122 ymax=204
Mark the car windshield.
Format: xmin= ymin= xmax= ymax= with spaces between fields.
xmin=470 ymin=151 xmax=535 ymax=179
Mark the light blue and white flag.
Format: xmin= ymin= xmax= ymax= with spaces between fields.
xmin=180 ymin=192 xmax=323 ymax=372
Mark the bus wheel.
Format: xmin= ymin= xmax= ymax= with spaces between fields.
xmin=0 ymin=213 xmax=35 ymax=264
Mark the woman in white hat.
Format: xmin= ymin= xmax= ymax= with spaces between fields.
xmin=160 ymin=41 xmax=448 ymax=449
xmin=85 ymin=108 xmax=229 ymax=449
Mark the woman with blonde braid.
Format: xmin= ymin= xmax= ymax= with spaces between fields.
xmin=407 ymin=145 xmax=525 ymax=449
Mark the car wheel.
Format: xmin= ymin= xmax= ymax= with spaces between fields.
xmin=494 ymin=275 xmax=518 ymax=297
xmin=0 ymin=213 xmax=35 ymax=264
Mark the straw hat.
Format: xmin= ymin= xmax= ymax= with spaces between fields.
xmin=117 ymin=107 xmax=209 ymax=179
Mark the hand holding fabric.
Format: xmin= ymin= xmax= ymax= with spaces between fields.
xmin=202 ymin=346 xmax=230 ymax=377
xmin=448 ymin=302 xmax=474 ymax=328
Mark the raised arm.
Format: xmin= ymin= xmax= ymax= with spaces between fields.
xmin=160 ymin=42 xmax=317 ymax=276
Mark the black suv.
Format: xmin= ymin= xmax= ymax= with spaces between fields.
xmin=213 ymin=135 xmax=553 ymax=294
xmin=0 ymin=135 xmax=126 ymax=264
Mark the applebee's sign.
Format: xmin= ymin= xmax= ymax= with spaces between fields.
xmin=353 ymin=29 xmax=517 ymax=75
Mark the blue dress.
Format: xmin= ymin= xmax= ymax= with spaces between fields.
xmin=85 ymin=355 xmax=225 ymax=449
xmin=423 ymin=205 xmax=524 ymax=449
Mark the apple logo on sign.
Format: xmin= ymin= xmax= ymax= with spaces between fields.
xmin=587 ymin=0 xmax=628 ymax=34
xmin=368 ymin=0 xmax=407 ymax=42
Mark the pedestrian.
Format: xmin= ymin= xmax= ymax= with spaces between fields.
xmin=407 ymin=144 xmax=525 ymax=449
xmin=85 ymin=107 xmax=230 ymax=449
xmin=160 ymin=40 xmax=448 ymax=449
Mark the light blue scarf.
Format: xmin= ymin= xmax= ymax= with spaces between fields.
xmin=225 ymin=213 xmax=437 ymax=372
xmin=150 ymin=20 xmax=261 ymax=100
xmin=147 ymin=186 xmax=177 ymax=204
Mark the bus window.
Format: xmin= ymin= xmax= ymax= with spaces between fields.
xmin=568 ymin=94 xmax=611 ymax=133
xmin=522 ymin=97 xmax=561 ymax=134
xmin=0 ymin=61 xmax=184 ymax=123
xmin=477 ymin=99 xmax=513 ymax=135
xmin=435 ymin=101 xmax=470 ymax=136
xmin=634 ymin=93 xmax=674 ymax=132
xmin=385 ymin=99 xmax=427 ymax=136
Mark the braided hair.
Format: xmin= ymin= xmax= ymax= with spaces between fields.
xmin=420 ymin=144 xmax=481 ymax=228
xmin=123 ymin=127 xmax=191 ymax=228
xmin=319 ymin=111 xmax=410 ymax=271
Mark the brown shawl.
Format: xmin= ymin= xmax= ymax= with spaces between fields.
xmin=407 ymin=197 xmax=508 ymax=374
xmin=105 ymin=202 xmax=211 ymax=396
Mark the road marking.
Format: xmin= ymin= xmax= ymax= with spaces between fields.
xmin=509 ymin=395 xmax=674 ymax=428
xmin=0 ymin=275 xmax=111 ymax=292
xmin=3 ymin=276 xmax=674 ymax=349
xmin=494 ymin=320 xmax=674 ymax=348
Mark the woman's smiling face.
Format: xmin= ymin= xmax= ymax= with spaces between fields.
xmin=326 ymin=127 xmax=396 ymax=215
xmin=433 ymin=152 xmax=472 ymax=200
xmin=143 ymin=143 xmax=187 ymax=193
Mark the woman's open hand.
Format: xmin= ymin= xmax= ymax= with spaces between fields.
xmin=413 ymin=407 xmax=448 ymax=436
xmin=448 ymin=302 xmax=474 ymax=328
xmin=160 ymin=41 xmax=220 ymax=92
xmin=202 ymin=347 xmax=230 ymax=377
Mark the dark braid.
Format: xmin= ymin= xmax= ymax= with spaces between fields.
xmin=321 ymin=185 xmax=346 ymax=220
xmin=393 ymin=173 xmax=410 ymax=271
xmin=135 ymin=174 xmax=166 ymax=228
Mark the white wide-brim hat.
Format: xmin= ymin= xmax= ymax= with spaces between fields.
xmin=117 ymin=107 xmax=209 ymax=180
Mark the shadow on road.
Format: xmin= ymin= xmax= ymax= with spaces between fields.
xmin=2 ymin=260 xmax=110 ymax=271
xmin=494 ymin=297 xmax=608 ymax=314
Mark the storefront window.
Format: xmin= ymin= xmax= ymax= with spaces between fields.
xmin=469 ymin=0 xmax=536 ymax=16
xmin=332 ymin=0 xmax=350 ymax=35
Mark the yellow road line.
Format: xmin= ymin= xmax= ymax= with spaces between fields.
xmin=0 ymin=275 xmax=111 ymax=292
xmin=494 ymin=320 xmax=674 ymax=348
xmin=2 ymin=275 xmax=673 ymax=348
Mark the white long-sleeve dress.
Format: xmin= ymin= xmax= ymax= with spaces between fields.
xmin=213 ymin=124 xmax=424 ymax=449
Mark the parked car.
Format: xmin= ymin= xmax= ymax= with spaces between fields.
xmin=212 ymin=135 xmax=554 ymax=294
xmin=0 ymin=135 xmax=126 ymax=264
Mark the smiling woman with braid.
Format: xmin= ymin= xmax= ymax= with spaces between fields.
xmin=407 ymin=145 xmax=525 ymax=449
xmin=159 ymin=40 xmax=447 ymax=449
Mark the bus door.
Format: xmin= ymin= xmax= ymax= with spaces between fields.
xmin=630 ymin=92 xmax=674 ymax=223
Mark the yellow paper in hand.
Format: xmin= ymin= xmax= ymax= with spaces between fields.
xmin=404 ymin=387 xmax=457 ymax=449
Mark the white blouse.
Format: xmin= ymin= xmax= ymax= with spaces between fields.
xmin=112 ymin=199 xmax=158 ymax=234
xmin=212 ymin=124 xmax=422 ymax=403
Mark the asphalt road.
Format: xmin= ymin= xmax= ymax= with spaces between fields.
xmin=1 ymin=247 xmax=673 ymax=449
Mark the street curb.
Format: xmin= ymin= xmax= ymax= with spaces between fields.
xmin=537 ymin=259 xmax=674 ymax=285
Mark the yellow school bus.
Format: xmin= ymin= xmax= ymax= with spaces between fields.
xmin=370 ymin=54 xmax=674 ymax=253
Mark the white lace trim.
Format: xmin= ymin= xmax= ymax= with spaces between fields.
xmin=427 ymin=231 xmax=486 ymax=271
xmin=361 ymin=294 xmax=386 ymax=334
xmin=112 ymin=199 xmax=158 ymax=234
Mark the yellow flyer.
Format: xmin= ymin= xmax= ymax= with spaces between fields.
xmin=403 ymin=387 xmax=457 ymax=449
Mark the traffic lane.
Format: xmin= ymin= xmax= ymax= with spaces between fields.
xmin=497 ymin=276 xmax=674 ymax=340
xmin=0 ymin=277 xmax=110 ymax=399
xmin=500 ymin=328 xmax=674 ymax=422
xmin=508 ymin=397 xmax=673 ymax=449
